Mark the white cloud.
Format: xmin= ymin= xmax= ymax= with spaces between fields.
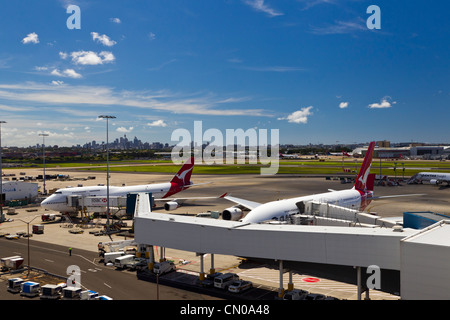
xmin=22 ymin=32 xmax=39 ymax=44
xmin=0 ymin=82 xmax=270 ymax=117
xmin=278 ymin=106 xmax=314 ymax=124
xmin=243 ymin=0 xmax=283 ymax=17
xmin=51 ymin=80 xmax=65 ymax=86
xmin=34 ymin=66 xmax=48 ymax=71
xmin=70 ymin=51 xmax=115 ymax=65
xmin=110 ymin=17 xmax=121 ymax=24
xmin=51 ymin=68 xmax=82 ymax=79
xmin=242 ymin=65 xmax=304 ymax=72
xmin=147 ymin=120 xmax=167 ymax=127
xmin=91 ymin=32 xmax=117 ymax=47
xmin=339 ymin=102 xmax=349 ymax=109
xmin=116 ymin=126 xmax=134 ymax=133
xmin=368 ymin=97 xmax=396 ymax=109
xmin=59 ymin=52 xmax=68 ymax=59
xmin=310 ymin=19 xmax=367 ymax=35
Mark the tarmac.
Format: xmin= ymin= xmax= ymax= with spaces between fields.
xmin=1 ymin=165 xmax=449 ymax=300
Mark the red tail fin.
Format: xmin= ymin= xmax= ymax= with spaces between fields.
xmin=366 ymin=173 xmax=376 ymax=191
xmin=354 ymin=142 xmax=375 ymax=191
xmin=170 ymin=157 xmax=194 ymax=186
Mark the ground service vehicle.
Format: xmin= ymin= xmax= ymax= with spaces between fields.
xmin=114 ymin=254 xmax=135 ymax=269
xmin=283 ymin=289 xmax=308 ymax=300
xmin=214 ymin=273 xmax=239 ymax=289
xmin=104 ymin=251 xmax=126 ymax=264
xmin=228 ymin=280 xmax=253 ymax=293
xmin=200 ymin=272 xmax=223 ymax=287
xmin=153 ymin=261 xmax=176 ymax=275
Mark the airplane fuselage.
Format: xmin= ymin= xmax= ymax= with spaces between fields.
xmin=241 ymin=188 xmax=373 ymax=224
xmin=41 ymin=182 xmax=182 ymax=213
xmin=411 ymin=172 xmax=450 ymax=185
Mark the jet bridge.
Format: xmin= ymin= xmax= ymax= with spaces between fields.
xmin=133 ymin=193 xmax=450 ymax=299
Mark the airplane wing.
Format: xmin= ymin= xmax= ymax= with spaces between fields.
xmin=154 ymin=193 xmax=228 ymax=204
xmin=371 ymin=193 xmax=426 ymax=200
xmin=223 ymin=195 xmax=262 ymax=210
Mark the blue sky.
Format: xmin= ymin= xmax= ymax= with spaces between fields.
xmin=0 ymin=0 xmax=449 ymax=147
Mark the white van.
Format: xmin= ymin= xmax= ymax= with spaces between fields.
xmin=104 ymin=251 xmax=125 ymax=264
xmin=114 ymin=254 xmax=135 ymax=269
xmin=213 ymin=273 xmax=239 ymax=289
xmin=153 ymin=261 xmax=176 ymax=275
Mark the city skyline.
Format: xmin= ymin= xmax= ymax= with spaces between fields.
xmin=0 ymin=1 xmax=448 ymax=147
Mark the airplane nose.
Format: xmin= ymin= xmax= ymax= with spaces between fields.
xmin=40 ymin=197 xmax=50 ymax=207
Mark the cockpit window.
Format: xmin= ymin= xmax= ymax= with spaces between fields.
xmin=54 ymin=191 xmax=62 ymax=194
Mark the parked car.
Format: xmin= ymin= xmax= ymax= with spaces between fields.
xmin=228 ymin=280 xmax=253 ymax=293
xmin=283 ymin=289 xmax=308 ymax=300
xmin=304 ymin=293 xmax=326 ymax=300
xmin=200 ymin=272 xmax=223 ymax=287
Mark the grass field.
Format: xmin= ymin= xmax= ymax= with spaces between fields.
xmin=6 ymin=159 xmax=450 ymax=176
xmin=76 ymin=162 xmax=450 ymax=176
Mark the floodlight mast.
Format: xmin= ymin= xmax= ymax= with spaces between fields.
xmin=98 ymin=115 xmax=116 ymax=234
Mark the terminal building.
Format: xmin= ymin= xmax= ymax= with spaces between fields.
xmin=354 ymin=144 xmax=450 ymax=159
xmin=0 ymin=180 xmax=38 ymax=204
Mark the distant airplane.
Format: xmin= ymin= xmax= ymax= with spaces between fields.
xmin=407 ymin=172 xmax=450 ymax=186
xmin=279 ymin=152 xmax=299 ymax=159
xmin=222 ymin=141 xmax=423 ymax=223
xmin=41 ymin=157 xmax=219 ymax=213
xmin=328 ymin=151 xmax=352 ymax=157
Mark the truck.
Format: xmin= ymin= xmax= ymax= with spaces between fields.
xmin=7 ymin=257 xmax=24 ymax=270
xmin=80 ymin=290 xmax=99 ymax=300
xmin=41 ymin=213 xmax=56 ymax=222
xmin=153 ymin=260 xmax=176 ymax=275
xmin=114 ymin=254 xmax=135 ymax=269
xmin=7 ymin=278 xmax=24 ymax=293
xmin=125 ymin=258 xmax=148 ymax=271
xmin=103 ymin=251 xmax=126 ymax=264
xmin=1 ymin=255 xmax=22 ymax=271
xmin=20 ymin=281 xmax=41 ymax=297
xmin=40 ymin=284 xmax=65 ymax=299
xmin=61 ymin=287 xmax=82 ymax=300
xmin=32 ymin=224 xmax=44 ymax=234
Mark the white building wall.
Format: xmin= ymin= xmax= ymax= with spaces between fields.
xmin=1 ymin=181 xmax=38 ymax=201
xmin=135 ymin=212 xmax=412 ymax=270
xmin=400 ymin=222 xmax=450 ymax=300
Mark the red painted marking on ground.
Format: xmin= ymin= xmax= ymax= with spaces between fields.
xmin=302 ymin=277 xmax=320 ymax=283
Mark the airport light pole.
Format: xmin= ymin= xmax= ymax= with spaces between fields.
xmin=18 ymin=215 xmax=40 ymax=276
xmin=0 ymin=121 xmax=6 ymax=223
xmin=98 ymin=115 xmax=116 ymax=234
xmin=39 ymin=133 xmax=49 ymax=195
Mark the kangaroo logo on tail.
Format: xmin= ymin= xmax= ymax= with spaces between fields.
xmin=171 ymin=157 xmax=194 ymax=186
xmin=354 ymin=141 xmax=375 ymax=192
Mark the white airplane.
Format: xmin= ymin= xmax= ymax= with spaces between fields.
xmin=279 ymin=152 xmax=299 ymax=159
xmin=328 ymin=151 xmax=352 ymax=157
xmin=407 ymin=172 xmax=450 ymax=186
xmin=222 ymin=141 xmax=423 ymax=224
xmin=41 ymin=157 xmax=221 ymax=213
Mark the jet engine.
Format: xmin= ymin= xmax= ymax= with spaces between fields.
xmin=222 ymin=207 xmax=243 ymax=221
xmin=164 ymin=201 xmax=179 ymax=211
xmin=430 ymin=179 xmax=440 ymax=185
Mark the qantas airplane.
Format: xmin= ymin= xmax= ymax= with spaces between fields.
xmin=40 ymin=157 xmax=219 ymax=213
xmin=328 ymin=151 xmax=352 ymax=157
xmin=407 ymin=172 xmax=450 ymax=186
xmin=222 ymin=141 xmax=423 ymax=224
xmin=279 ymin=152 xmax=299 ymax=159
